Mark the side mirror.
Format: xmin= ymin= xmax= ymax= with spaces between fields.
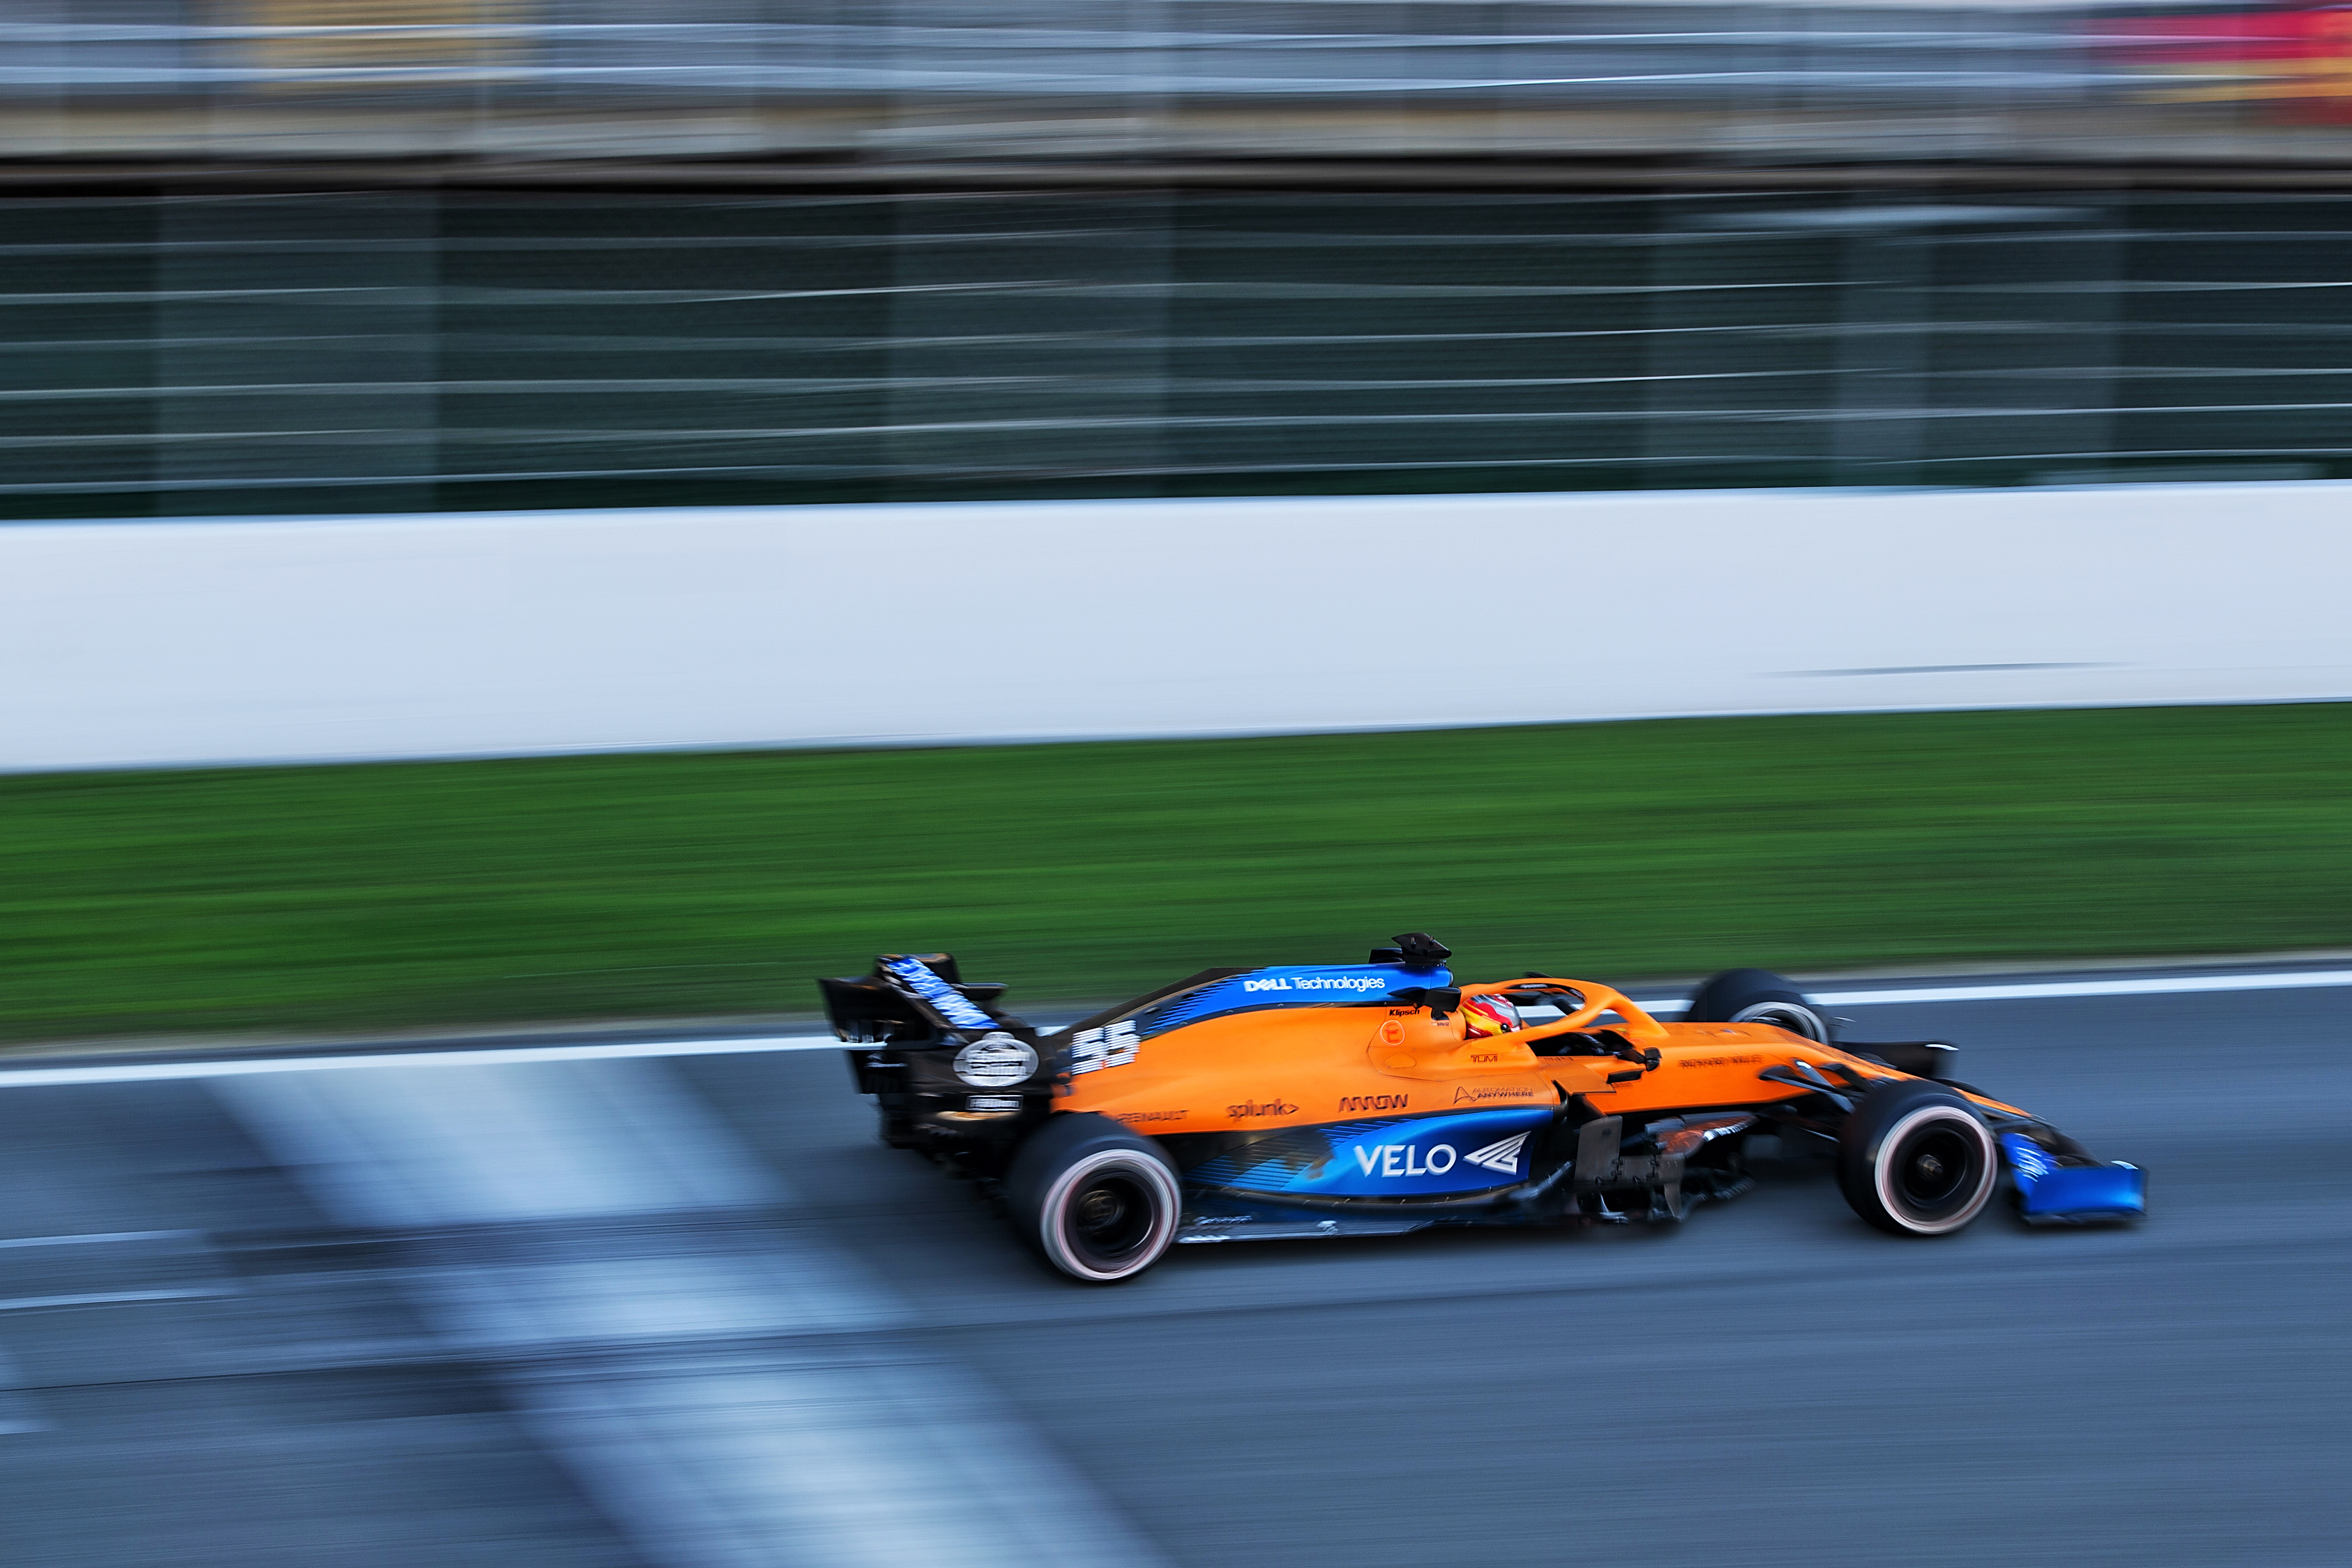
xmin=1392 ymin=931 xmax=1452 ymax=969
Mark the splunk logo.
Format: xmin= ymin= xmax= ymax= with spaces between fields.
xmin=1338 ymin=1093 xmax=1409 ymax=1112
xmin=1351 ymin=1131 xmax=1530 ymax=1180
xmin=1228 ymin=1098 xmax=1299 ymax=1118
xmin=1242 ymin=974 xmax=1392 ymax=994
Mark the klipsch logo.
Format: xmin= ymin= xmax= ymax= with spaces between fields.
xmin=1339 ymin=1093 xmax=1409 ymax=1112
xmin=1228 ymin=1098 xmax=1298 ymax=1118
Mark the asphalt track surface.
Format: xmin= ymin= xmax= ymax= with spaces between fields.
xmin=1 ymin=969 xmax=2347 ymax=1567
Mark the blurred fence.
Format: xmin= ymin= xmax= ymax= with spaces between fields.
xmin=5 ymin=2 xmax=2352 ymax=163
xmin=3 ymin=186 xmax=2350 ymax=516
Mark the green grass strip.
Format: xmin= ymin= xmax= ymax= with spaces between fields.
xmin=2 ymin=703 xmax=2347 ymax=1044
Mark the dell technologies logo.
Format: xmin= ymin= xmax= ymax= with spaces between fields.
xmin=1242 ymin=974 xmax=1392 ymax=994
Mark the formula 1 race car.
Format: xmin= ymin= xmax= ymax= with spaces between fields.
xmin=823 ymin=934 xmax=2145 ymax=1283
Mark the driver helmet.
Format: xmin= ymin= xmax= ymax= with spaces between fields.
xmin=1460 ymin=993 xmax=1522 ymax=1040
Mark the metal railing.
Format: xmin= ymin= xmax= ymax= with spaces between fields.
xmin=0 ymin=6 xmax=2127 ymax=103
xmin=2 ymin=186 xmax=2347 ymax=518
xmin=4 ymin=2 xmax=2338 ymax=159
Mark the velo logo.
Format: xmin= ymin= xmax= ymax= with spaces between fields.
xmin=1351 ymin=1130 xmax=1530 ymax=1181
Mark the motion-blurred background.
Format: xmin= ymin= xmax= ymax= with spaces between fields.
xmin=2 ymin=7 xmax=2349 ymax=1568
xmin=3 ymin=0 xmax=2348 ymax=1034
xmin=11 ymin=0 xmax=2352 ymax=515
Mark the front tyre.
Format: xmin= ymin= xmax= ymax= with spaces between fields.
xmin=1685 ymin=968 xmax=1833 ymax=1043
xmin=1838 ymin=1081 xmax=1998 ymax=1236
xmin=1005 ymin=1114 xmax=1181 ymax=1284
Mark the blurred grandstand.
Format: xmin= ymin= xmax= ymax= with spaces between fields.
xmin=3 ymin=0 xmax=2351 ymax=515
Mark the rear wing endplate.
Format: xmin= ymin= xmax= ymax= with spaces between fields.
xmin=819 ymin=952 xmax=1014 ymax=1045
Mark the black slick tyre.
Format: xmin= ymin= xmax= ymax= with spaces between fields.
xmin=1005 ymin=1113 xmax=1181 ymax=1284
xmin=1838 ymin=1080 xmax=1998 ymax=1236
xmin=1685 ymin=968 xmax=1833 ymax=1043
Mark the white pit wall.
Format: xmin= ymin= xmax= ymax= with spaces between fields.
xmin=2 ymin=483 xmax=2347 ymax=771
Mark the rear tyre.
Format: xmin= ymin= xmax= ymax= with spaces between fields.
xmin=1838 ymin=1081 xmax=1998 ymax=1236
xmin=1005 ymin=1113 xmax=1181 ymax=1284
xmin=1684 ymin=968 xmax=1833 ymax=1043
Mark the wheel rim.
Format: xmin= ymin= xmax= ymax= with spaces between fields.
xmin=1049 ymin=1152 xmax=1177 ymax=1280
xmin=1897 ymin=1126 xmax=1974 ymax=1208
xmin=1067 ymin=1173 xmax=1154 ymax=1266
xmin=1873 ymin=1107 xmax=1994 ymax=1234
xmin=1730 ymin=1000 xmax=1828 ymax=1041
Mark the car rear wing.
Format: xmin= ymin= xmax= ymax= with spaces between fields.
xmin=822 ymin=954 xmax=1051 ymax=1149
xmin=819 ymin=952 xmax=1019 ymax=1045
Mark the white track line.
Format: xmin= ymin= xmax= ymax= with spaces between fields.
xmin=0 ymin=1288 xmax=234 ymax=1313
xmin=1815 ymin=970 xmax=2352 ymax=1006
xmin=0 ymin=1230 xmax=202 ymax=1249
xmin=0 ymin=1348 xmax=46 ymax=1437
xmin=0 ymin=1034 xmax=837 ymax=1088
xmin=1 ymin=967 xmax=2346 ymax=1088
xmin=219 ymin=1055 xmax=1167 ymax=1568
xmin=1613 ymin=968 xmax=2352 ymax=1016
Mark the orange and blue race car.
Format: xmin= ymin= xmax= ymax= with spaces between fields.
xmin=822 ymin=933 xmax=2146 ymax=1283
